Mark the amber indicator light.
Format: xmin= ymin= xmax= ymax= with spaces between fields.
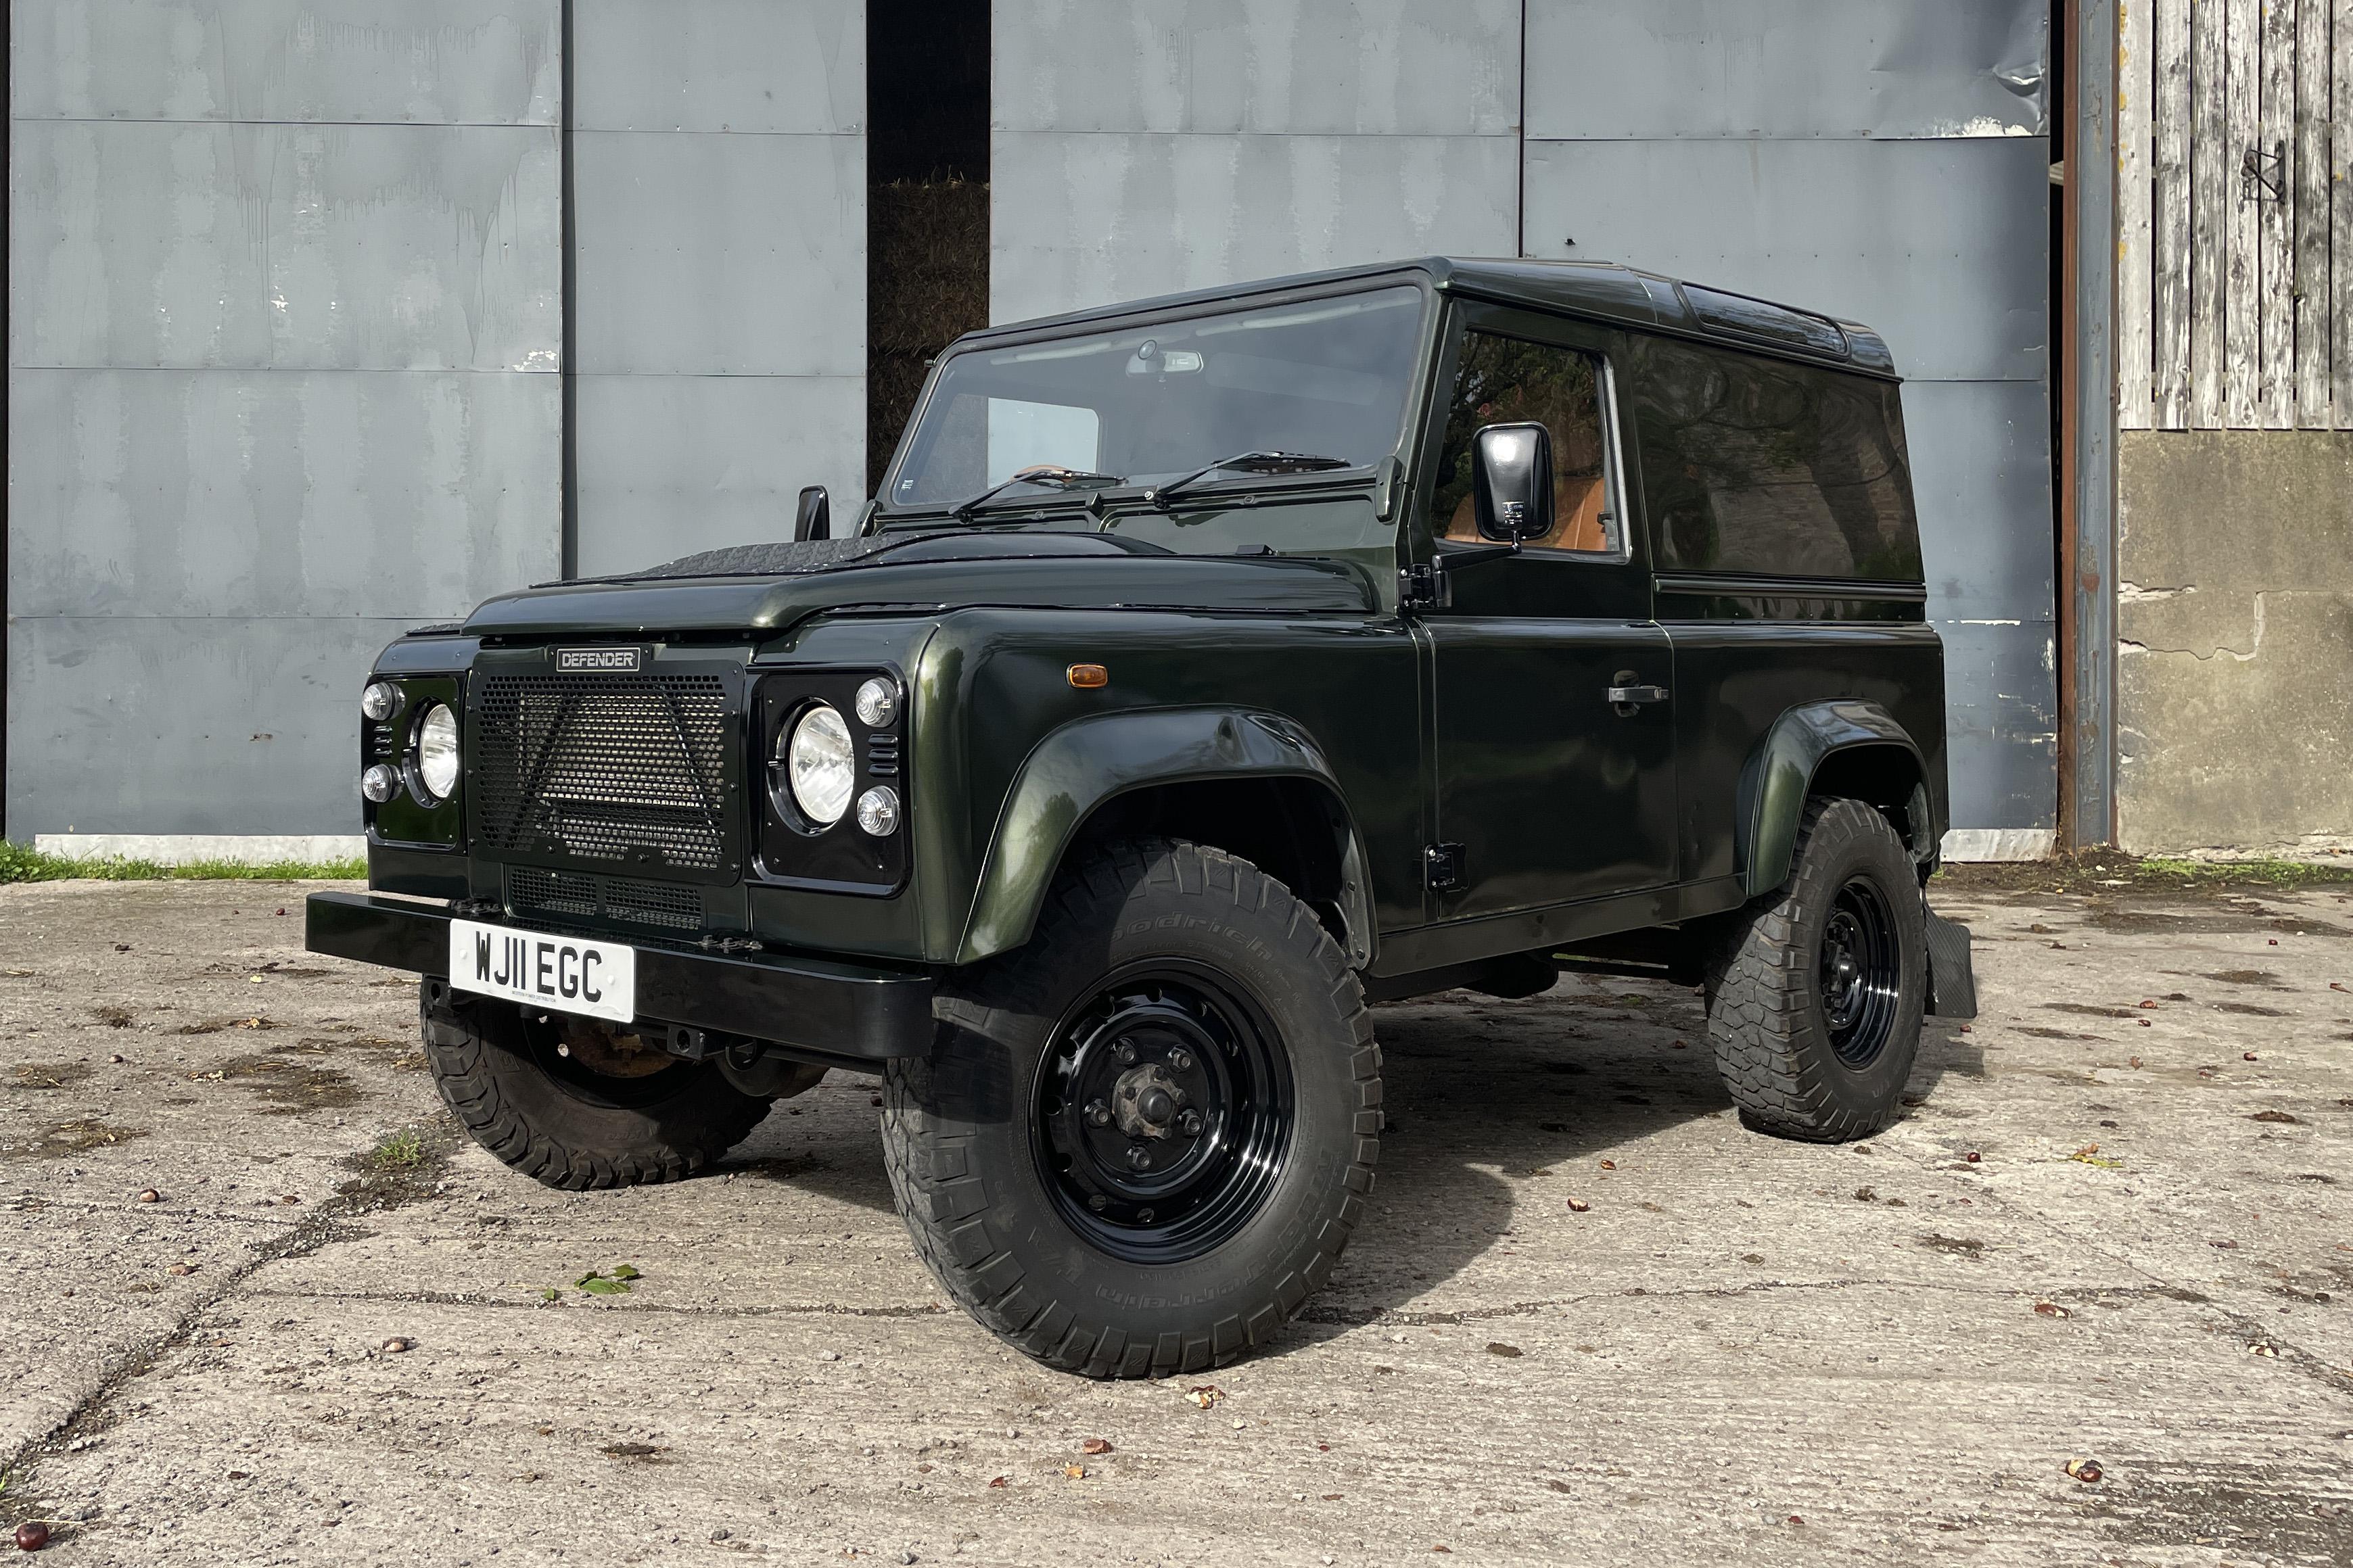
xmin=1067 ymin=663 xmax=1109 ymax=689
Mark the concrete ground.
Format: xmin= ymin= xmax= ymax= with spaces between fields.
xmin=0 ymin=874 xmax=2348 ymax=1567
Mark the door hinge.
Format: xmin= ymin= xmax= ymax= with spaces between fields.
xmin=1424 ymin=842 xmax=1465 ymax=892
xmin=1399 ymin=560 xmax=1452 ymax=611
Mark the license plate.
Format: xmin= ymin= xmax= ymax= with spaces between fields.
xmin=447 ymin=919 xmax=636 ymax=1024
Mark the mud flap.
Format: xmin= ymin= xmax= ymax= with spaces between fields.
xmin=1924 ymin=910 xmax=1978 ymax=1019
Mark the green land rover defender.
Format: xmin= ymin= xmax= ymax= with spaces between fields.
xmin=309 ymin=257 xmax=1977 ymax=1377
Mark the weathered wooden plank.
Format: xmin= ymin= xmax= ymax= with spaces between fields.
xmin=2121 ymin=0 xmax=2157 ymax=428
xmin=2225 ymin=0 xmax=2263 ymax=427
xmin=2336 ymin=0 xmax=2353 ymax=426
xmin=2191 ymin=0 xmax=2231 ymax=427
xmin=2296 ymin=0 xmax=2333 ymax=425
xmin=2156 ymin=0 xmax=2195 ymax=427
xmin=2258 ymin=0 xmax=2296 ymax=427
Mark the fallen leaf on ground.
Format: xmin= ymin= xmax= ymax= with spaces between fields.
xmin=2033 ymin=1302 xmax=2069 ymax=1318
xmin=1566 ymin=1197 xmax=1590 ymax=1212
xmin=2063 ymin=1458 xmax=2104 ymax=1483
xmin=1184 ymin=1384 xmax=1225 ymax=1409
xmin=1598 ymin=1160 xmax=1616 ymax=1170
xmin=137 ymin=1189 xmax=160 ymax=1203
xmin=2248 ymin=1342 xmax=2278 ymax=1357
xmin=2250 ymin=1110 xmax=2300 ymax=1124
xmin=2070 ymin=1145 xmax=2122 ymax=1168
xmin=1080 ymin=1438 xmax=1112 ymax=1455
xmin=1485 ymin=1343 xmax=1522 ymax=1358
xmin=987 ymin=1476 xmax=1008 ymax=1488
xmin=1546 ymin=1479 xmax=1572 ymax=1494
xmin=1064 ymin=1464 xmax=1086 ymax=1480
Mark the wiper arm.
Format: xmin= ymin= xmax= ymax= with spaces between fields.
xmin=1142 ymin=450 xmax=1352 ymax=508
xmin=949 ymin=465 xmax=1125 ymax=523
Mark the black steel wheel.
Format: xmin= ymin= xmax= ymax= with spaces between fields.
xmin=1037 ymin=965 xmax=1296 ymax=1264
xmin=1701 ymin=797 xmax=1928 ymax=1142
xmin=882 ymin=837 xmax=1380 ymax=1379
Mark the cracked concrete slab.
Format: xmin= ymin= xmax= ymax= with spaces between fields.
xmin=2 ymin=874 xmax=2350 ymax=1563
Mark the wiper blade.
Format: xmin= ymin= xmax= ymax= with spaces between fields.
xmin=1143 ymin=450 xmax=1352 ymax=507
xmin=949 ymin=465 xmax=1125 ymax=523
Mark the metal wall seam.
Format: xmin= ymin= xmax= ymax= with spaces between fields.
xmin=2073 ymin=0 xmax=2122 ymax=845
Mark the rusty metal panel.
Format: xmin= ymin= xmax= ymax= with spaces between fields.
xmin=993 ymin=0 xmax=1520 ymax=136
xmin=4 ymin=614 xmax=425 ymax=836
xmin=990 ymin=130 xmax=1516 ymax=324
xmin=571 ymin=128 xmax=865 ymax=377
xmin=573 ymin=0 xmax=862 ymax=133
xmin=7 ymin=367 xmax=559 ymax=619
xmin=10 ymin=120 xmax=561 ymax=373
xmin=10 ymin=0 xmax=559 ymax=124
xmin=572 ymin=374 xmax=866 ymax=579
xmin=1525 ymin=0 xmax=2048 ymax=140
xmin=1520 ymin=135 xmax=2049 ymax=384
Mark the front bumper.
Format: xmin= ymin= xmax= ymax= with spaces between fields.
xmin=305 ymin=891 xmax=937 ymax=1062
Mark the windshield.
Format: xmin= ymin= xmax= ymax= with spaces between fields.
xmin=885 ymin=285 xmax=1426 ymax=509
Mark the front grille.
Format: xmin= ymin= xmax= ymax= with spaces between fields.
xmin=507 ymin=868 xmax=703 ymax=932
xmin=474 ymin=673 xmax=732 ymax=872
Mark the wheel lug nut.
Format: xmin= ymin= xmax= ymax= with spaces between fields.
xmin=1178 ymin=1110 xmax=1203 ymax=1137
xmin=1088 ymin=1193 xmax=1108 ymax=1212
xmin=1169 ymin=1049 xmax=1192 ymax=1071
xmin=1125 ymin=1144 xmax=1151 ymax=1170
xmin=1085 ymin=1099 xmax=1111 ymax=1127
xmin=1114 ymin=1041 xmax=1138 ymax=1065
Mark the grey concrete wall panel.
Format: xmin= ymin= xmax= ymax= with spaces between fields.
xmin=571 ymin=130 xmax=864 ymax=377
xmin=572 ymin=374 xmax=866 ymax=579
xmin=990 ymin=130 xmax=1516 ymax=324
xmin=8 ymin=367 xmax=560 ymax=619
xmin=11 ymin=120 xmax=561 ymax=372
xmin=10 ymin=0 xmax=559 ymax=125
xmin=993 ymin=0 xmax=1519 ymax=136
xmin=5 ymin=615 xmax=418 ymax=836
xmin=573 ymin=0 xmax=862 ymax=134
xmin=1934 ymin=619 xmax=2057 ymax=832
xmin=1521 ymin=136 xmax=2049 ymax=383
xmin=1524 ymin=0 xmax=2047 ymax=141
xmin=1901 ymin=379 xmax=2055 ymax=623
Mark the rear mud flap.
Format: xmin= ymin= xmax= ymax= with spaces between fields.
xmin=1924 ymin=909 xmax=1978 ymax=1019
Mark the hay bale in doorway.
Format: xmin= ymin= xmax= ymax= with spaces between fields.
xmin=868 ymin=177 xmax=989 ymax=492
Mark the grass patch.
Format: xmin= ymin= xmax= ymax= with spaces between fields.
xmin=0 ymin=842 xmax=364 ymax=886
xmin=370 ymin=1126 xmax=428 ymax=1172
xmin=1937 ymin=846 xmax=2353 ymax=899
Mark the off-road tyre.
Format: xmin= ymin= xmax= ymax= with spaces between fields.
xmin=1701 ymin=796 xmax=1926 ymax=1143
xmin=421 ymin=988 xmax=771 ymax=1189
xmin=882 ymin=837 xmax=1380 ymax=1379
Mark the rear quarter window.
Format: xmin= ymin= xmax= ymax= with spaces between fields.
xmin=1627 ymin=336 xmax=1921 ymax=582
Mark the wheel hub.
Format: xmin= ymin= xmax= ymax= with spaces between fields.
xmin=1817 ymin=876 xmax=1901 ymax=1067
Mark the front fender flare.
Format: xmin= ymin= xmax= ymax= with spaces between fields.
xmin=955 ymin=707 xmax=1374 ymax=968
xmin=1737 ymin=700 xmax=1929 ymax=900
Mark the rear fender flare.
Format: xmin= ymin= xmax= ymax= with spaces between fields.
xmin=956 ymin=707 xmax=1374 ymax=968
xmin=1737 ymin=700 xmax=1930 ymax=900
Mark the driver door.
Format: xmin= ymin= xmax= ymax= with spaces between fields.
xmin=1420 ymin=306 xmax=1677 ymax=922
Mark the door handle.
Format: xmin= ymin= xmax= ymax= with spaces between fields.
xmin=1606 ymin=671 xmax=1669 ymax=717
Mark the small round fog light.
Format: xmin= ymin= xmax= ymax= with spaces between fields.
xmin=360 ymin=763 xmax=401 ymax=803
xmin=361 ymin=682 xmax=401 ymax=721
xmin=855 ymin=785 xmax=901 ymax=837
xmin=854 ymin=677 xmax=898 ymax=728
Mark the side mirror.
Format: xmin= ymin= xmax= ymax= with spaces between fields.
xmin=1471 ymin=423 xmax=1552 ymax=546
xmin=794 ymin=485 xmax=831 ymax=542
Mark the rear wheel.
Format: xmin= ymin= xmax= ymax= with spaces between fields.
xmin=421 ymin=985 xmax=771 ymax=1189
xmin=1702 ymin=797 xmax=1926 ymax=1142
xmin=882 ymin=837 xmax=1380 ymax=1378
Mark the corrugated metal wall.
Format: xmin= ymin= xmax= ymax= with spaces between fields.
xmin=8 ymin=1 xmax=564 ymax=836
xmin=992 ymin=0 xmax=2060 ymax=838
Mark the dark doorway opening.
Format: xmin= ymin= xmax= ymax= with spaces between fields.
xmin=867 ymin=1 xmax=991 ymax=496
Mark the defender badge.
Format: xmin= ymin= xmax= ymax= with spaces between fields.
xmin=555 ymin=647 xmax=643 ymax=673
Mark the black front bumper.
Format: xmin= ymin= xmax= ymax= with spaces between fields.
xmin=305 ymin=891 xmax=937 ymax=1062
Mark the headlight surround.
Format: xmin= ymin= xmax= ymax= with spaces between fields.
xmin=412 ymin=703 xmax=461 ymax=803
xmin=785 ymin=703 xmax=856 ymax=826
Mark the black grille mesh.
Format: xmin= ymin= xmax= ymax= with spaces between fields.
xmin=475 ymin=674 xmax=732 ymax=872
xmin=507 ymin=868 xmax=703 ymax=932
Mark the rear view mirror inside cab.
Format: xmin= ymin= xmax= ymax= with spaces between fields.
xmin=1472 ymin=421 xmax=1553 ymax=545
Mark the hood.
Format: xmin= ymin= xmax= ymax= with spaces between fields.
xmin=460 ymin=528 xmax=1382 ymax=638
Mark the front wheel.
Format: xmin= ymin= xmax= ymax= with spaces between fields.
xmin=1702 ymin=796 xmax=1928 ymax=1142
xmin=882 ymin=837 xmax=1380 ymax=1378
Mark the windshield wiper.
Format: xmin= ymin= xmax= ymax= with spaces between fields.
xmin=949 ymin=465 xmax=1125 ymax=523
xmin=1142 ymin=450 xmax=1352 ymax=508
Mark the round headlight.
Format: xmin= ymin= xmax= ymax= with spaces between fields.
xmin=360 ymin=763 xmax=402 ymax=804
xmin=786 ymin=704 xmax=856 ymax=825
xmin=856 ymin=785 xmax=901 ymax=837
xmin=413 ymin=703 xmax=460 ymax=802
xmin=361 ymin=681 xmax=401 ymax=721
xmin=854 ymin=677 xmax=899 ymax=729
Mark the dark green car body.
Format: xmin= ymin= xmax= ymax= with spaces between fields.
xmin=314 ymin=256 xmax=1956 ymax=1063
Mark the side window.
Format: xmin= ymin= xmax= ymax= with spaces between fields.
xmin=1627 ymin=335 xmax=1922 ymax=581
xmin=1431 ymin=330 xmax=1618 ymax=554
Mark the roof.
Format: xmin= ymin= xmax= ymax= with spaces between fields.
xmin=967 ymin=256 xmax=1898 ymax=380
